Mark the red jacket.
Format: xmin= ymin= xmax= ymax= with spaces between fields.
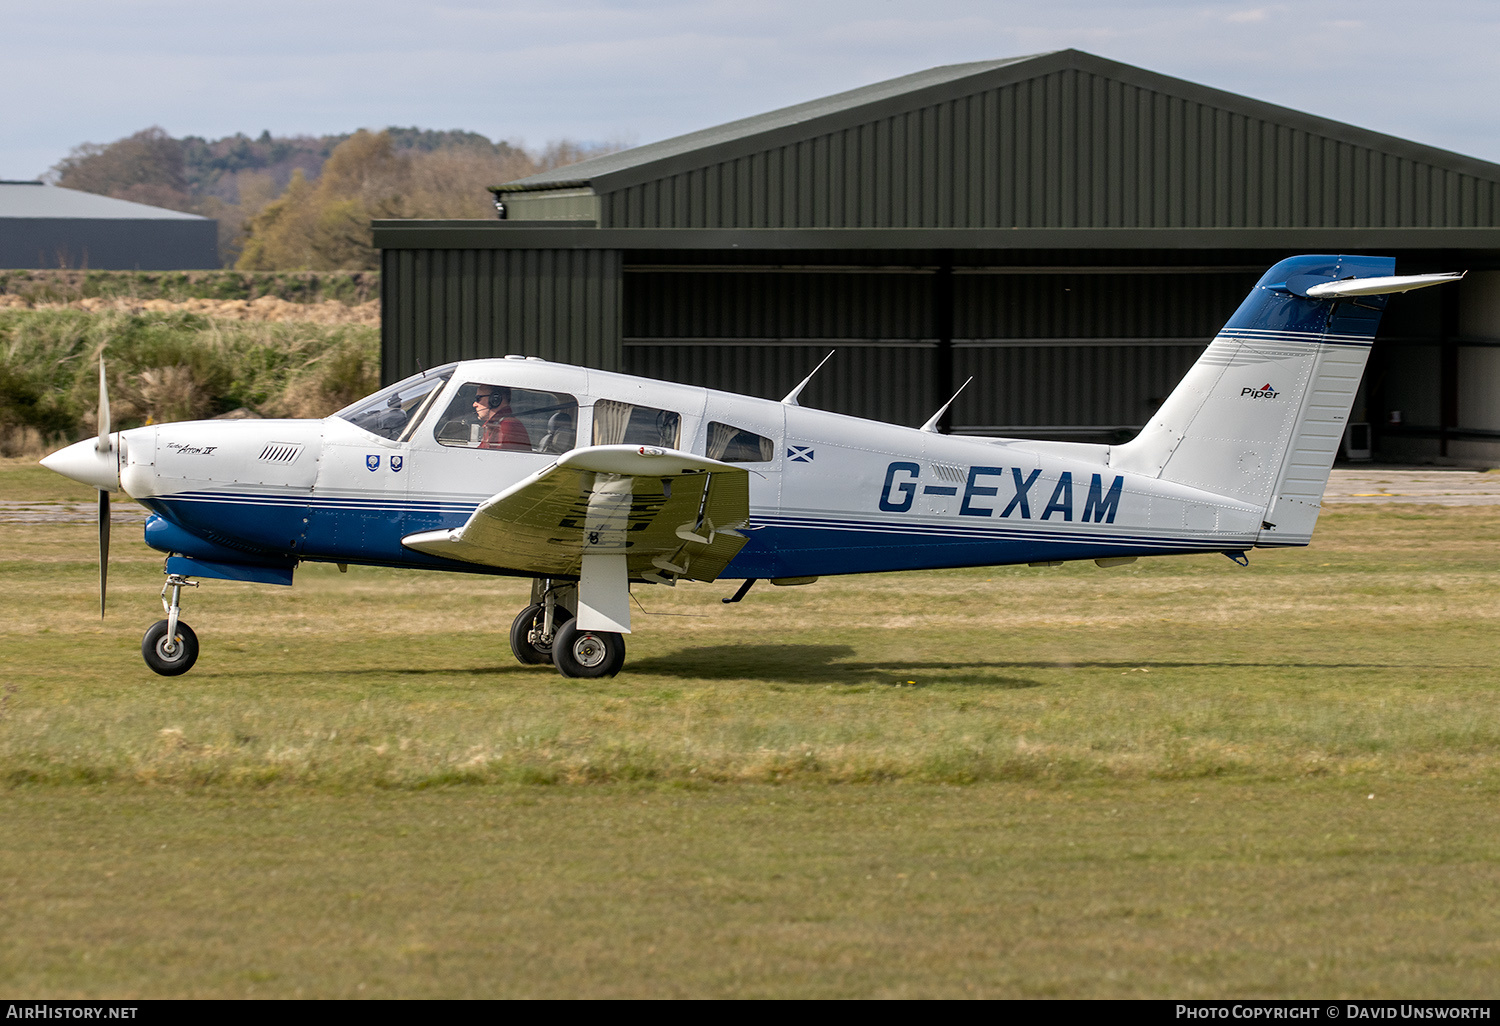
xmin=479 ymin=408 xmax=531 ymax=451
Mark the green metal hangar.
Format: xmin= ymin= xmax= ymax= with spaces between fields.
xmin=373 ymin=49 xmax=1500 ymax=464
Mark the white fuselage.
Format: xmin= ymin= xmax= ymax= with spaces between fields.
xmin=97 ymin=357 xmax=1262 ymax=581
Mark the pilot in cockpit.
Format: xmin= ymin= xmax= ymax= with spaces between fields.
xmin=474 ymin=385 xmax=532 ymax=451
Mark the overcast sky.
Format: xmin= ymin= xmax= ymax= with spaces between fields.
xmin=3 ymin=0 xmax=1499 ymax=181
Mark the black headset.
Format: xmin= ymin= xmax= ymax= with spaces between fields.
xmin=475 ymin=391 xmax=507 ymax=409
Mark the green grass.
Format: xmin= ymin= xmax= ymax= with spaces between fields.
xmin=0 ymin=269 xmax=378 ymax=305
xmin=5 ymin=507 xmax=1499 ymax=789
xmin=2 ymin=782 xmax=1496 ymax=998
xmin=2 ymin=480 xmax=1499 ymax=995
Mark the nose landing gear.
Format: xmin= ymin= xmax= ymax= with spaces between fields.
xmin=142 ymin=573 xmax=199 ymax=676
xmin=509 ymin=602 xmax=573 ymax=664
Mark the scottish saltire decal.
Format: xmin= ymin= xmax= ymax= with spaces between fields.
xmin=787 ymin=446 xmax=815 ymax=463
xmin=366 ymin=454 xmax=380 ymax=471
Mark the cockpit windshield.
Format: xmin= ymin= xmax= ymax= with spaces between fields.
xmin=335 ymin=364 xmax=457 ymax=441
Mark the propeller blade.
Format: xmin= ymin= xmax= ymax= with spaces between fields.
xmin=95 ymin=359 xmax=111 ymax=453
xmin=99 ymin=489 xmax=110 ymax=619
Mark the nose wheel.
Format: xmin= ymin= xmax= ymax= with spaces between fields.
xmin=143 ymin=574 xmax=199 ymax=676
xmin=509 ymin=602 xmax=573 ymax=664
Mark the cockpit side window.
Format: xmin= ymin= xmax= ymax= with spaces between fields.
xmin=707 ymin=422 xmax=775 ymax=462
xmin=335 ymin=365 xmax=456 ymax=441
xmin=434 ymin=382 xmax=579 ymax=454
xmin=592 ymin=399 xmax=681 ymax=448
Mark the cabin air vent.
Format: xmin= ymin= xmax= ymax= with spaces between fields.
xmin=930 ymin=461 xmax=965 ymax=484
xmin=257 ymin=442 xmax=304 ymax=464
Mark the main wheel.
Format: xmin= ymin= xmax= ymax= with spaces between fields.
xmin=142 ymin=619 xmax=199 ymax=676
xmin=509 ymin=604 xmax=573 ymax=665
xmin=551 ymin=620 xmax=626 ymax=679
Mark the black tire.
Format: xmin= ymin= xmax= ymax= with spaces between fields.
xmin=551 ymin=620 xmax=626 ymax=679
xmin=142 ymin=619 xmax=199 ymax=676
xmin=509 ymin=604 xmax=573 ymax=665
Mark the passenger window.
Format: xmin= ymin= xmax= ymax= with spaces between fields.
xmin=593 ymin=399 xmax=680 ymax=448
xmin=434 ymin=382 xmax=579 ymax=453
xmin=707 ymin=422 xmax=774 ymax=463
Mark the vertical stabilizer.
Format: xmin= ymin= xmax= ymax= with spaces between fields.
xmin=1113 ymin=255 xmax=1405 ymax=547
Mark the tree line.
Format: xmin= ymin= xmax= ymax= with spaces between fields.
xmin=47 ymin=127 xmax=618 ymax=271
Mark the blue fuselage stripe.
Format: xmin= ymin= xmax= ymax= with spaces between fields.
xmin=141 ymin=491 xmax=1251 ymax=579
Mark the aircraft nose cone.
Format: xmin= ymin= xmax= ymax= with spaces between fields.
xmin=40 ymin=438 xmax=119 ymax=491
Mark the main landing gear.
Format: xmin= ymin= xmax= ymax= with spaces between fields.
xmin=510 ymin=579 xmax=626 ymax=679
xmin=142 ymin=573 xmax=199 ymax=676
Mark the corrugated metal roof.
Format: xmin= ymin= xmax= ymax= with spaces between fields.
xmin=497 ymin=49 xmax=1500 ymax=216
xmin=496 ymin=54 xmax=1047 ymax=192
xmin=0 ymin=182 xmax=206 ymax=220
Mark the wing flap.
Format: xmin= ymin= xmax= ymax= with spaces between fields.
xmin=401 ymin=445 xmax=750 ymax=582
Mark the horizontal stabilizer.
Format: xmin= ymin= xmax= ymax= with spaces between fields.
xmin=1304 ymin=271 xmax=1464 ymax=298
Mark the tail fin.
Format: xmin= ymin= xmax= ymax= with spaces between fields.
xmin=1112 ymin=255 xmax=1460 ymax=547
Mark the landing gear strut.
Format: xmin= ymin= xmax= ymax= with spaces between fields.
xmin=142 ymin=573 xmax=199 ymax=676
xmin=511 ymin=579 xmax=625 ymax=678
xmin=510 ymin=579 xmax=575 ymax=665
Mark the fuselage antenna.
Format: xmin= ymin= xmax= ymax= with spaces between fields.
xmin=920 ymin=376 xmax=974 ymax=433
xmin=781 ymin=351 xmax=836 ymax=406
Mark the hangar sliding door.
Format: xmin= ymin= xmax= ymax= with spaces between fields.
xmin=621 ymin=263 xmax=937 ymax=426
xmin=622 ymin=261 xmax=1259 ymax=442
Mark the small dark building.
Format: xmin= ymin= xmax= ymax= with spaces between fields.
xmin=0 ymin=181 xmax=218 ymax=270
xmin=375 ymin=50 xmax=1500 ymax=464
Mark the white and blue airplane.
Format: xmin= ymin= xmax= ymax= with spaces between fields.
xmin=41 ymin=255 xmax=1462 ymax=678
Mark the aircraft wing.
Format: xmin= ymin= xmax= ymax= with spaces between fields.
xmin=400 ymin=445 xmax=750 ymax=583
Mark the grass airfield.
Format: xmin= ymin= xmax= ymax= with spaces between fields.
xmin=2 ymin=460 xmax=1498 ymax=997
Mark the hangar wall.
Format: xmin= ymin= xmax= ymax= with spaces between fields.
xmin=0 ymin=217 xmax=219 ymax=270
xmin=1452 ymin=272 xmax=1500 ymax=461
xmin=380 ymin=247 xmax=621 ymax=381
xmin=0 ymin=182 xmax=219 ymax=270
xmin=620 ymin=259 xmax=1259 ymax=435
